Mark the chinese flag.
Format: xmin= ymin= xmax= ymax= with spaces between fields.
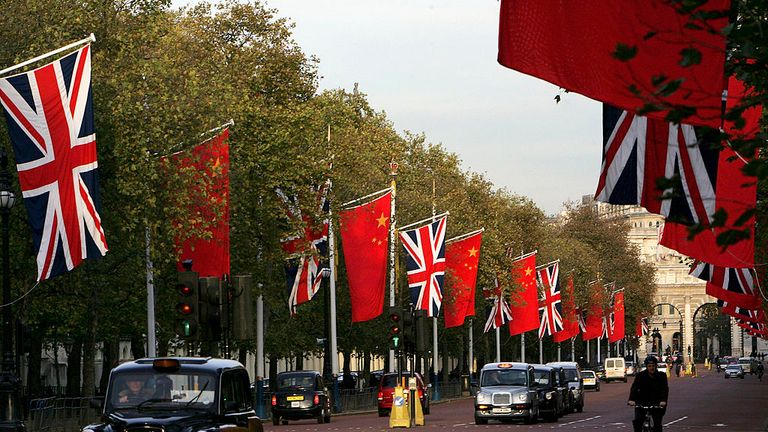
xmin=660 ymin=77 xmax=761 ymax=268
xmin=608 ymin=291 xmax=625 ymax=343
xmin=176 ymin=128 xmax=230 ymax=277
xmin=582 ymin=281 xmax=604 ymax=341
xmin=339 ymin=191 xmax=391 ymax=323
xmin=508 ymin=252 xmax=539 ymax=336
xmin=444 ymin=231 xmax=483 ymax=328
xmin=498 ymin=0 xmax=729 ymax=128
xmin=553 ymin=274 xmax=579 ymax=342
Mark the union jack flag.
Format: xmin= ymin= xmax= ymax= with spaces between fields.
xmin=278 ymin=182 xmax=330 ymax=315
xmin=537 ymin=260 xmax=562 ymax=338
xmin=690 ymin=261 xmax=760 ymax=309
xmin=484 ymin=278 xmax=512 ymax=333
xmin=577 ymin=307 xmax=586 ymax=332
xmin=594 ymin=104 xmax=722 ymax=226
xmin=400 ymin=216 xmax=447 ymax=317
xmin=0 ymin=45 xmax=107 ymax=281
xmin=636 ymin=317 xmax=649 ymax=337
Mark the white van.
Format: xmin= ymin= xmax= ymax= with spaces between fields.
xmin=604 ymin=357 xmax=627 ymax=382
xmin=738 ymin=357 xmax=756 ymax=374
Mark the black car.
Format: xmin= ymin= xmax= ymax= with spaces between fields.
xmin=531 ymin=365 xmax=563 ymax=422
xmin=546 ymin=362 xmax=584 ymax=413
xmin=82 ymin=357 xmax=262 ymax=432
xmin=550 ymin=366 xmax=574 ymax=413
xmin=271 ymin=371 xmax=331 ymax=425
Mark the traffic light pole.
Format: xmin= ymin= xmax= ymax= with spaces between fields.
xmin=388 ymin=162 xmax=397 ymax=372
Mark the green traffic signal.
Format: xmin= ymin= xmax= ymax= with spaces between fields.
xmin=391 ymin=335 xmax=400 ymax=349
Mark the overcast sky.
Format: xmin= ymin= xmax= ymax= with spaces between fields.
xmin=176 ymin=1 xmax=603 ymax=214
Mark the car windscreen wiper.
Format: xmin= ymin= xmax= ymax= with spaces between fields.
xmin=136 ymin=398 xmax=173 ymax=411
xmin=185 ymin=380 xmax=209 ymax=408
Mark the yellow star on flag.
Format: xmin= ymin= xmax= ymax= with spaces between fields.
xmin=468 ymin=246 xmax=478 ymax=257
xmin=376 ymin=213 xmax=389 ymax=228
xmin=525 ymin=267 xmax=533 ymax=276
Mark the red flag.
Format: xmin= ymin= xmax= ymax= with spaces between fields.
xmin=608 ymin=291 xmax=625 ymax=343
xmin=176 ymin=129 xmax=230 ymax=277
xmin=339 ymin=191 xmax=391 ymax=323
xmin=582 ymin=281 xmax=604 ymax=341
xmin=444 ymin=231 xmax=483 ymax=328
xmin=553 ymin=274 xmax=579 ymax=342
xmin=660 ymin=76 xmax=761 ymax=268
xmin=508 ymin=252 xmax=539 ymax=336
xmin=498 ymin=0 xmax=729 ymax=128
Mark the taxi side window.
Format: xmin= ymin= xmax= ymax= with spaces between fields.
xmin=528 ymin=369 xmax=535 ymax=387
xmin=221 ymin=370 xmax=253 ymax=413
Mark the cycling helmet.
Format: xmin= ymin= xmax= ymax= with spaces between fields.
xmin=644 ymin=355 xmax=659 ymax=365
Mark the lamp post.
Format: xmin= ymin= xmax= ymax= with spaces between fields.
xmin=0 ymin=148 xmax=22 ymax=431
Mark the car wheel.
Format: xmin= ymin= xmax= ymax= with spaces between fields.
xmin=623 ymin=378 xmax=627 ymax=383
xmin=741 ymin=375 xmax=745 ymax=379
xmin=423 ymin=400 xmax=430 ymax=415
xmin=596 ymin=385 xmax=600 ymax=392
xmin=378 ymin=409 xmax=388 ymax=417
xmin=576 ymin=402 xmax=583 ymax=413
xmin=281 ymin=420 xmax=288 ymax=425
xmin=475 ymin=416 xmax=487 ymax=425
xmin=272 ymin=416 xmax=280 ymax=426
xmin=317 ymin=411 xmax=324 ymax=424
xmin=549 ymin=412 xmax=559 ymax=422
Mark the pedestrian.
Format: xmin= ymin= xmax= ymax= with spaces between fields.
xmin=757 ymin=362 xmax=764 ymax=381
xmin=628 ymin=356 xmax=668 ymax=432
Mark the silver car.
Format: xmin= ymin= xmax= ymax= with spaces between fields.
xmin=725 ymin=364 xmax=745 ymax=379
xmin=474 ymin=362 xmax=540 ymax=425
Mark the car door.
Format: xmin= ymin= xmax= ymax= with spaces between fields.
xmin=221 ymin=369 xmax=256 ymax=428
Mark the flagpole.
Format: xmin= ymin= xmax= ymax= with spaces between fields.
xmin=495 ymin=327 xmax=501 ymax=362
xmin=431 ymin=178 xmax=440 ymax=402
xmin=597 ymin=336 xmax=602 ymax=365
xmin=468 ymin=320 xmax=474 ymax=376
xmin=388 ymin=162 xmax=398 ymax=372
xmin=521 ymin=333 xmax=526 ymax=363
xmin=539 ymin=337 xmax=543 ymax=364
xmin=558 ymin=343 xmax=561 ymax=362
xmin=327 ymin=133 xmax=339 ymax=377
xmin=0 ymin=33 xmax=96 ymax=77
xmin=570 ymin=338 xmax=575 ymax=362
xmin=586 ymin=339 xmax=590 ymax=364
xmin=398 ymin=211 xmax=450 ymax=231
xmin=535 ymin=259 xmax=560 ymax=270
xmin=340 ymin=187 xmax=392 ymax=208
xmin=445 ymin=228 xmax=485 ymax=244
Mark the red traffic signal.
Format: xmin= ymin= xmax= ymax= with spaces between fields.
xmin=176 ymin=302 xmax=193 ymax=315
xmin=389 ymin=307 xmax=403 ymax=336
xmin=178 ymin=284 xmax=193 ymax=296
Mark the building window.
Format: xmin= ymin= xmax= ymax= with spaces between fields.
xmin=669 ymin=305 xmax=675 ymax=315
xmin=657 ymin=305 xmax=663 ymax=315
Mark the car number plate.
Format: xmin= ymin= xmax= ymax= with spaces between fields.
xmin=291 ymin=401 xmax=300 ymax=408
xmin=585 ymin=379 xmax=595 ymax=384
xmin=287 ymin=396 xmax=304 ymax=401
xmin=492 ymin=407 xmax=512 ymax=414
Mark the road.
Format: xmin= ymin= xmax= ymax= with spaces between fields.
xmin=262 ymin=366 xmax=768 ymax=431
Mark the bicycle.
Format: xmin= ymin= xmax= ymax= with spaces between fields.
xmin=630 ymin=404 xmax=664 ymax=432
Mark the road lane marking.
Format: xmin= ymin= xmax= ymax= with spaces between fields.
xmin=712 ymin=424 xmax=727 ymax=427
xmin=664 ymin=416 xmax=688 ymax=426
xmin=453 ymin=424 xmax=467 ymax=427
xmin=558 ymin=415 xmax=601 ymax=426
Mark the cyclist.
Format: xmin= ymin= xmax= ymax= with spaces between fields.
xmin=628 ymin=356 xmax=668 ymax=432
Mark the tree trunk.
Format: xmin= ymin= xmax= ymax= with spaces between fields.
xmin=25 ymin=328 xmax=43 ymax=398
xmin=65 ymin=338 xmax=83 ymax=396
xmin=82 ymin=320 xmax=96 ymax=397
xmin=295 ymin=354 xmax=303 ymax=370
xmin=268 ymin=354 xmax=278 ymax=391
xmin=99 ymin=340 xmax=119 ymax=394
xmin=130 ymin=334 xmax=145 ymax=360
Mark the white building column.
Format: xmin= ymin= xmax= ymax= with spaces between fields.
xmin=684 ymin=299 xmax=694 ymax=362
xmin=730 ymin=317 xmax=742 ymax=357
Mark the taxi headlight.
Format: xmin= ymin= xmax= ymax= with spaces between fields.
xmin=476 ymin=392 xmax=491 ymax=404
xmin=516 ymin=393 xmax=528 ymax=402
xmin=545 ymin=391 xmax=553 ymax=400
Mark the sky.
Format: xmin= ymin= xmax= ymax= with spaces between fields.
xmin=175 ymin=1 xmax=604 ymax=215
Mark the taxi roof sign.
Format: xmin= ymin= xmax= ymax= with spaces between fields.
xmin=497 ymin=363 xmax=513 ymax=368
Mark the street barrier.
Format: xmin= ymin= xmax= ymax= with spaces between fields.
xmin=27 ymin=397 xmax=99 ymax=432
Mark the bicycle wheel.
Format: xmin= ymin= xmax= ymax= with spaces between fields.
xmin=642 ymin=414 xmax=654 ymax=432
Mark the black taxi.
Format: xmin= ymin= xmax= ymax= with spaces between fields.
xmin=270 ymin=370 xmax=331 ymax=425
xmin=82 ymin=357 xmax=262 ymax=432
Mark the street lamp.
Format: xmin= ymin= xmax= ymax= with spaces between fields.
xmin=0 ymin=148 xmax=22 ymax=431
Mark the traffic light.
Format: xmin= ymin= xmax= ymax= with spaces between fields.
xmin=176 ymin=270 xmax=200 ymax=340
xmin=232 ymin=275 xmax=253 ymax=340
xmin=199 ymin=277 xmax=222 ymax=341
xmin=389 ymin=307 xmax=403 ymax=350
xmin=414 ymin=309 xmax=429 ymax=354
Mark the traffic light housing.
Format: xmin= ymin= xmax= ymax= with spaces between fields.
xmin=176 ymin=270 xmax=200 ymax=340
xmin=414 ymin=309 xmax=429 ymax=354
xmin=199 ymin=277 xmax=222 ymax=342
xmin=389 ymin=307 xmax=403 ymax=350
